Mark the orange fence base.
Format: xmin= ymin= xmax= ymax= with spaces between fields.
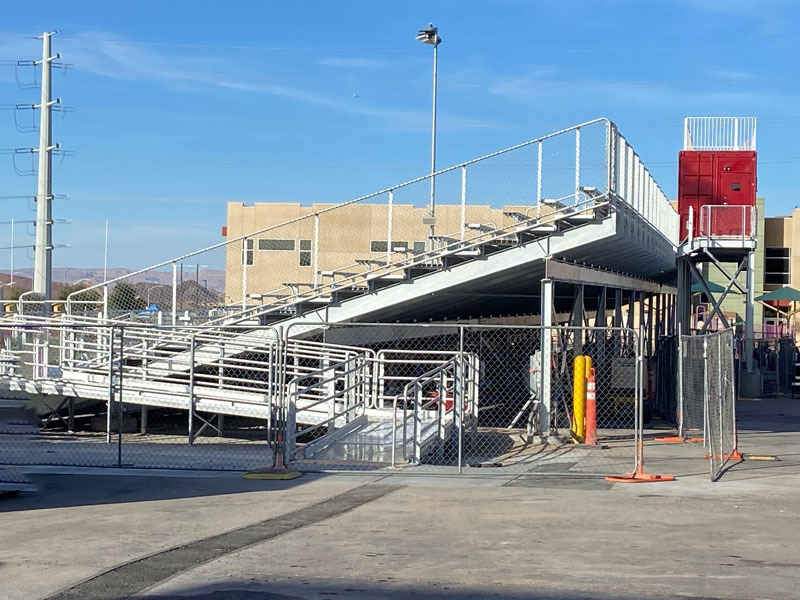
xmin=703 ymin=449 xmax=744 ymax=461
xmin=654 ymin=436 xmax=684 ymax=443
xmin=605 ymin=467 xmax=676 ymax=484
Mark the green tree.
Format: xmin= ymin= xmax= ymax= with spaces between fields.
xmin=4 ymin=285 xmax=25 ymax=301
xmin=108 ymin=282 xmax=146 ymax=311
xmin=58 ymin=281 xmax=98 ymax=301
xmin=58 ymin=282 xmax=102 ymax=314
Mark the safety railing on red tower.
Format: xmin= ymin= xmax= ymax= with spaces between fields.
xmin=697 ymin=204 xmax=757 ymax=242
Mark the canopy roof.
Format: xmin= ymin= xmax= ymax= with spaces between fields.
xmin=691 ymin=280 xmax=730 ymax=294
xmin=755 ymin=287 xmax=800 ymax=302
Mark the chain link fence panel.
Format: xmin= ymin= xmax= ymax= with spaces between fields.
xmin=706 ymin=329 xmax=738 ymax=481
xmin=3 ymin=319 xmax=643 ymax=478
xmin=283 ymin=323 xmax=641 ymax=477
xmin=0 ymin=321 xmax=278 ymax=471
xmin=679 ymin=328 xmax=740 ymax=480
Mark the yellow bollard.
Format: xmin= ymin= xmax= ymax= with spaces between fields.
xmin=573 ymin=355 xmax=586 ymax=441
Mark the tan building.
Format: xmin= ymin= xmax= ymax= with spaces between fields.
xmin=762 ymin=207 xmax=800 ymax=334
xmin=224 ymin=202 xmax=538 ymax=306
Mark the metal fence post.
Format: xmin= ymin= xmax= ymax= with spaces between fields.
xmin=171 ymin=262 xmax=178 ymax=326
xmin=117 ymin=327 xmax=124 ymax=467
xmin=188 ymin=332 xmax=196 ymax=445
xmin=539 ymin=280 xmax=554 ymax=436
xmin=677 ymin=323 xmax=684 ymax=439
xmin=106 ymin=325 xmax=114 ymax=444
xmin=458 ymin=325 xmax=464 ymax=474
xmin=717 ymin=333 xmax=724 ymax=462
xmin=703 ymin=335 xmax=709 ymax=448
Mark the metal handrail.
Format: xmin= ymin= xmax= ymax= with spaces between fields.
xmin=698 ymin=204 xmax=757 ymax=241
xmin=212 ymin=197 xmax=609 ymax=327
xmin=389 ymin=354 xmax=479 ymax=466
xmin=67 ymin=118 xmax=613 ymax=309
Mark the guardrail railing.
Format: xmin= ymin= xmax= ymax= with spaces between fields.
xmin=683 ymin=116 xmax=757 ymax=151
xmin=697 ymin=204 xmax=757 ymax=242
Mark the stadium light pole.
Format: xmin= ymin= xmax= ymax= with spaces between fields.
xmin=416 ymin=23 xmax=442 ymax=247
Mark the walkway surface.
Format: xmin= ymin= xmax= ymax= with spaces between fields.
xmin=2 ymin=397 xmax=799 ymax=600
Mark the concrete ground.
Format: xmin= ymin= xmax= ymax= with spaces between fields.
xmin=2 ymin=397 xmax=800 ymax=600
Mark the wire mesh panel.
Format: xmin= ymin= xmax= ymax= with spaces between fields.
xmin=680 ymin=334 xmax=707 ymax=443
xmin=0 ymin=321 xmax=278 ymax=471
xmin=706 ymin=329 xmax=737 ymax=481
xmin=679 ymin=329 xmax=740 ymax=480
xmin=2 ymin=319 xmax=642 ymax=478
xmin=281 ymin=323 xmax=640 ymax=477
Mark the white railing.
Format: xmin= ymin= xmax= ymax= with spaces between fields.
xmin=698 ymin=204 xmax=757 ymax=242
xmin=64 ymin=119 xmax=616 ymax=319
xmin=683 ymin=116 xmax=757 ymax=151
xmin=4 ymin=117 xmax=677 ymax=323
xmin=613 ymin=126 xmax=679 ymax=245
xmin=390 ymin=353 xmax=479 ymax=466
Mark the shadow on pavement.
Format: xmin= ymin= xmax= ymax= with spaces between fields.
xmin=0 ymin=471 xmax=329 ymax=513
xmin=139 ymin=579 xmax=730 ymax=600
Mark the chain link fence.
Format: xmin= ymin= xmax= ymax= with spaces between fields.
xmin=678 ymin=329 xmax=739 ymax=480
xmin=0 ymin=321 xmax=279 ymax=470
xmin=2 ymin=320 xmax=644 ymax=478
xmin=284 ymin=323 xmax=642 ymax=477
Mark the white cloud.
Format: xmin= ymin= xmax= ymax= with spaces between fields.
xmin=44 ymin=32 xmax=502 ymax=131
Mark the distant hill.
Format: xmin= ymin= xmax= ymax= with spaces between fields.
xmin=1 ymin=267 xmax=226 ymax=293
xmin=133 ymin=280 xmax=222 ymax=310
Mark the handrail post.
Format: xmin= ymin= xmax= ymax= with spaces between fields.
xmin=171 ymin=262 xmax=178 ymax=326
xmin=536 ymin=141 xmax=543 ymax=218
xmin=102 ymin=285 xmax=108 ymax=321
xmin=460 ymin=167 xmax=467 ymax=241
xmin=574 ymin=128 xmax=581 ymax=203
xmin=387 ymin=190 xmax=393 ymax=265
xmin=313 ymin=214 xmax=320 ymax=288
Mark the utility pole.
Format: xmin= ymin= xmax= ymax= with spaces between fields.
xmin=33 ymin=32 xmax=61 ymax=300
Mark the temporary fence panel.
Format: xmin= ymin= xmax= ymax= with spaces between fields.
xmin=705 ymin=329 xmax=738 ymax=481
xmin=678 ymin=328 xmax=739 ymax=480
xmin=0 ymin=321 xmax=280 ymax=471
xmin=679 ymin=334 xmax=707 ymax=443
xmin=2 ymin=320 xmax=646 ymax=478
xmin=283 ymin=323 xmax=642 ymax=477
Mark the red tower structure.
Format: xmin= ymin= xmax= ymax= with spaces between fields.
xmin=676 ymin=117 xmax=758 ymax=380
xmin=677 ymin=117 xmax=757 ymax=242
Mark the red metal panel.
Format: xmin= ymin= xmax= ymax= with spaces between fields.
xmin=678 ymin=150 xmax=756 ymax=239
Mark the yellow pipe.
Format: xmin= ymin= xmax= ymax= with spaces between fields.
xmin=573 ymin=355 xmax=586 ymax=441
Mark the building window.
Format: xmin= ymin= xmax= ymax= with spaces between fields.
xmin=299 ymin=239 xmax=312 ymax=267
xmin=258 ymin=238 xmax=295 ymax=251
xmin=413 ymin=241 xmax=426 ymax=254
xmin=242 ymin=238 xmax=254 ymax=266
xmin=765 ymin=247 xmax=790 ymax=285
xmin=371 ymin=240 xmax=409 ymax=253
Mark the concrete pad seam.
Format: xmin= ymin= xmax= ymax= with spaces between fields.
xmin=43 ymin=483 xmax=403 ymax=600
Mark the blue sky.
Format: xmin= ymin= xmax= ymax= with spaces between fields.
xmin=1 ymin=0 xmax=799 ymax=270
